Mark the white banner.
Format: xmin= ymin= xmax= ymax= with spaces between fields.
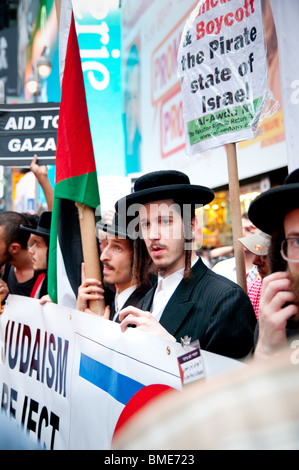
xmin=0 ymin=295 xmax=182 ymax=450
xmin=178 ymin=0 xmax=269 ymax=155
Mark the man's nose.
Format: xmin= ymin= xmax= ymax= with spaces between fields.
xmin=100 ymin=246 xmax=110 ymax=261
xmin=253 ymin=254 xmax=262 ymax=266
xmin=148 ymin=222 xmax=160 ymax=240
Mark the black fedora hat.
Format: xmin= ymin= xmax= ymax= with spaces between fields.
xmin=20 ymin=211 xmax=52 ymax=238
xmin=248 ymin=168 xmax=299 ymax=234
xmin=115 ymin=170 xmax=215 ymax=213
xmin=97 ymin=212 xmax=132 ymax=239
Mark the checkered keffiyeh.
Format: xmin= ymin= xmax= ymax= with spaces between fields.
xmin=247 ymin=276 xmax=262 ymax=320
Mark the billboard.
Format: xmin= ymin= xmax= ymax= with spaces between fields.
xmin=73 ymin=1 xmax=124 ymax=177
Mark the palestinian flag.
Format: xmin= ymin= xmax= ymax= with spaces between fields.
xmin=48 ymin=2 xmax=100 ymax=307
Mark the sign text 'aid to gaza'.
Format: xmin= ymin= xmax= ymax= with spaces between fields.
xmin=0 ymin=102 xmax=59 ymax=166
xmin=177 ymin=0 xmax=269 ymax=155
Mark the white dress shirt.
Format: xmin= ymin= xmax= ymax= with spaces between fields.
xmin=112 ymin=285 xmax=137 ymax=322
xmin=151 ymin=269 xmax=184 ymax=322
xmin=151 ymin=259 xmax=198 ymax=322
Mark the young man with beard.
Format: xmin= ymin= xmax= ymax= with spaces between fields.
xmin=248 ymin=168 xmax=299 ymax=358
xmin=116 ymin=170 xmax=257 ymax=360
xmin=76 ymin=212 xmax=152 ymax=321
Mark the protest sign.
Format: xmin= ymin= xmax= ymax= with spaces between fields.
xmin=0 ymin=295 xmax=182 ymax=449
xmin=177 ymin=0 xmax=271 ymax=290
xmin=0 ymin=103 xmax=59 ymax=167
xmin=178 ymin=0 xmax=269 ymax=155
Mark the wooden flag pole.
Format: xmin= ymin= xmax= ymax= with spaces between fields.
xmin=76 ymin=203 xmax=106 ymax=316
xmin=226 ymin=143 xmax=247 ymax=293
xmin=55 ymin=0 xmax=61 ymax=26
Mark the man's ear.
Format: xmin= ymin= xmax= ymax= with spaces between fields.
xmin=191 ymin=216 xmax=198 ymax=234
xmin=8 ymin=243 xmax=21 ymax=256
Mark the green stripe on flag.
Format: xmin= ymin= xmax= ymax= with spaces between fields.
xmin=47 ymin=172 xmax=100 ymax=304
xmin=48 ymin=196 xmax=59 ymax=303
xmin=54 ymin=172 xmax=100 ymax=209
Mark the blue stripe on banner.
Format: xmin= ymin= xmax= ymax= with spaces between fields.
xmin=79 ymin=353 xmax=145 ymax=405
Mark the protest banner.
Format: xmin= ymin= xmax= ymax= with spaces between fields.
xmin=0 ymin=295 xmax=182 ymax=450
xmin=178 ymin=0 xmax=270 ymax=290
xmin=0 ymin=103 xmax=59 ymax=167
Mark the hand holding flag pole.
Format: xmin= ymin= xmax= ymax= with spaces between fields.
xmin=76 ymin=203 xmax=106 ymax=316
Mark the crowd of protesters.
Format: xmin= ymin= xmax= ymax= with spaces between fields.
xmin=1 ymin=156 xmax=299 ymax=449
xmin=1 ymin=160 xmax=299 ymax=358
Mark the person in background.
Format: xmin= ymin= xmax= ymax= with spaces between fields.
xmin=248 ymin=168 xmax=299 ymax=358
xmin=0 ymin=211 xmax=40 ymax=307
xmin=76 ymin=212 xmax=152 ymax=321
xmin=212 ymin=213 xmax=259 ymax=285
xmin=20 ymin=211 xmax=52 ymax=299
xmin=239 ymin=230 xmax=271 ymax=319
xmin=209 ymin=245 xmax=234 ymax=267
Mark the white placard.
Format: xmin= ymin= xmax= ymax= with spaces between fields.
xmin=178 ymin=0 xmax=269 ymax=154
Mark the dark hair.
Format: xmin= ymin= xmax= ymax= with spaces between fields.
xmin=268 ymin=224 xmax=288 ymax=273
xmin=21 ymin=212 xmax=39 ymax=228
xmin=132 ymin=238 xmax=154 ymax=293
xmin=0 ymin=211 xmax=31 ymax=249
xmin=175 ymin=201 xmax=195 ymax=280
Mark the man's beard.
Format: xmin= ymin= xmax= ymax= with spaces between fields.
xmin=288 ymin=273 xmax=299 ymax=326
xmin=0 ymin=249 xmax=12 ymax=269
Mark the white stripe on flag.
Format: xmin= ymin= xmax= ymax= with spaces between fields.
xmin=57 ymin=237 xmax=77 ymax=308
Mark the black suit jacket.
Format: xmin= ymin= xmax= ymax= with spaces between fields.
xmin=142 ymin=258 xmax=257 ymax=359
xmin=110 ymin=287 xmax=146 ymax=323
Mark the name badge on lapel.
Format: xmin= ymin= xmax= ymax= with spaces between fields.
xmin=177 ymin=336 xmax=205 ymax=385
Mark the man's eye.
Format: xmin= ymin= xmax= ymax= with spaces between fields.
xmin=291 ymin=238 xmax=299 ymax=248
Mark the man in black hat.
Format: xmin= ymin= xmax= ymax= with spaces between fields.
xmin=76 ymin=212 xmax=152 ymax=321
xmin=20 ymin=211 xmax=52 ymax=299
xmin=116 ymin=170 xmax=257 ymax=359
xmin=249 ymin=168 xmax=299 ymax=358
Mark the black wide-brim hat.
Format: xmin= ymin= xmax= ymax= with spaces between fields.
xmin=20 ymin=211 xmax=52 ymax=238
xmin=248 ymin=168 xmax=299 ymax=234
xmin=115 ymin=170 xmax=215 ymax=214
xmin=97 ymin=212 xmax=131 ymax=239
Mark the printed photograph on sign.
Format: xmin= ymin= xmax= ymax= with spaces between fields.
xmin=123 ymin=36 xmax=142 ymax=175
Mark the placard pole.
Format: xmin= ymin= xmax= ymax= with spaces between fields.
xmin=226 ymin=143 xmax=247 ymax=292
